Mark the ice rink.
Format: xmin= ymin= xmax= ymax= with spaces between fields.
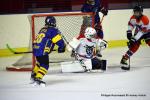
xmin=0 ymin=47 xmax=150 ymax=100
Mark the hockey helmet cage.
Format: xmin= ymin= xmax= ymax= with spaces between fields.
xmin=84 ymin=27 xmax=96 ymax=39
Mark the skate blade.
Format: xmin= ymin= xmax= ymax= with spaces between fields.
xmin=40 ymin=83 xmax=46 ymax=87
xmin=29 ymin=78 xmax=35 ymax=84
xmin=120 ymin=64 xmax=130 ymax=70
xmin=120 ymin=63 xmax=129 ymax=67
xmin=31 ymin=82 xmax=46 ymax=87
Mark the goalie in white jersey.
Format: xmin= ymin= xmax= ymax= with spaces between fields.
xmin=63 ymin=27 xmax=107 ymax=72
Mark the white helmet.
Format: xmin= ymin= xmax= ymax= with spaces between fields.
xmin=84 ymin=27 xmax=96 ymax=39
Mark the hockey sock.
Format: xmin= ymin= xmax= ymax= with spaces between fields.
xmin=124 ymin=42 xmax=140 ymax=59
xmin=35 ymin=67 xmax=48 ymax=79
xmin=33 ymin=63 xmax=40 ymax=74
xmin=129 ymin=42 xmax=140 ymax=53
xmin=124 ymin=50 xmax=132 ymax=60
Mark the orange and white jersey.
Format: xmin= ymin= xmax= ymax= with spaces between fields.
xmin=128 ymin=15 xmax=150 ymax=33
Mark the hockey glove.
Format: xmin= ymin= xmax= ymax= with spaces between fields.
xmin=99 ymin=40 xmax=108 ymax=49
xmin=100 ymin=7 xmax=108 ymax=16
xmin=127 ymin=30 xmax=132 ymax=40
xmin=58 ymin=46 xmax=66 ymax=53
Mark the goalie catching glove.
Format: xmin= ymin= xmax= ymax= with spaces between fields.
xmin=100 ymin=7 xmax=108 ymax=16
xmin=96 ymin=39 xmax=108 ymax=57
xmin=96 ymin=39 xmax=108 ymax=51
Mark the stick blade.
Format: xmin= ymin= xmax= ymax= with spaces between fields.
xmin=6 ymin=44 xmax=16 ymax=53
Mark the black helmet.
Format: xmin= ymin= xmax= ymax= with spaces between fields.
xmin=45 ymin=16 xmax=56 ymax=27
xmin=133 ymin=5 xmax=143 ymax=12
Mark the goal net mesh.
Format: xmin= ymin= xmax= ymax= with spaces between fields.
xmin=6 ymin=12 xmax=94 ymax=71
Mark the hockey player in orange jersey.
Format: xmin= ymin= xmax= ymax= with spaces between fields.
xmin=120 ymin=5 xmax=150 ymax=70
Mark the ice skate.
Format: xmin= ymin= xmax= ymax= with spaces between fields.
xmin=30 ymin=71 xmax=36 ymax=84
xmin=120 ymin=57 xmax=130 ymax=70
xmin=32 ymin=78 xmax=46 ymax=87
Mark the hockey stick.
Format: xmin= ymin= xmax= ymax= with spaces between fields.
xmin=94 ymin=15 xmax=105 ymax=28
xmin=6 ymin=44 xmax=56 ymax=54
xmin=127 ymin=42 xmax=131 ymax=70
xmin=6 ymin=44 xmax=32 ymax=54
xmin=100 ymin=15 xmax=105 ymax=25
xmin=61 ymin=34 xmax=89 ymax=72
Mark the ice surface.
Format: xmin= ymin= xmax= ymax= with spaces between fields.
xmin=0 ymin=47 xmax=150 ymax=100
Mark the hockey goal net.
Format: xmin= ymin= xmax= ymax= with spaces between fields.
xmin=6 ymin=12 xmax=94 ymax=71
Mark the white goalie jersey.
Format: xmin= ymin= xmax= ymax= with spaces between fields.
xmin=67 ymin=37 xmax=107 ymax=59
xmin=76 ymin=38 xmax=97 ymax=59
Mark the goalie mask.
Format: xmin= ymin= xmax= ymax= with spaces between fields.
xmin=84 ymin=27 xmax=96 ymax=39
xmin=45 ymin=16 xmax=56 ymax=27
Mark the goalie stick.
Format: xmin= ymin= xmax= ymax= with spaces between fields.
xmin=61 ymin=34 xmax=89 ymax=72
xmin=6 ymin=44 xmax=56 ymax=54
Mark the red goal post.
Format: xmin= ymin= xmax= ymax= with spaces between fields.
xmin=6 ymin=12 xmax=95 ymax=71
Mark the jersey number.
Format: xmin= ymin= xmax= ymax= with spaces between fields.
xmin=35 ymin=33 xmax=45 ymax=43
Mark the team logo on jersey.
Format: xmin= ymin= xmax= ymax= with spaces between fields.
xmin=84 ymin=45 xmax=94 ymax=57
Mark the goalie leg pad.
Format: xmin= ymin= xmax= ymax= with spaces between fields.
xmin=61 ymin=61 xmax=85 ymax=73
xmin=61 ymin=59 xmax=92 ymax=73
